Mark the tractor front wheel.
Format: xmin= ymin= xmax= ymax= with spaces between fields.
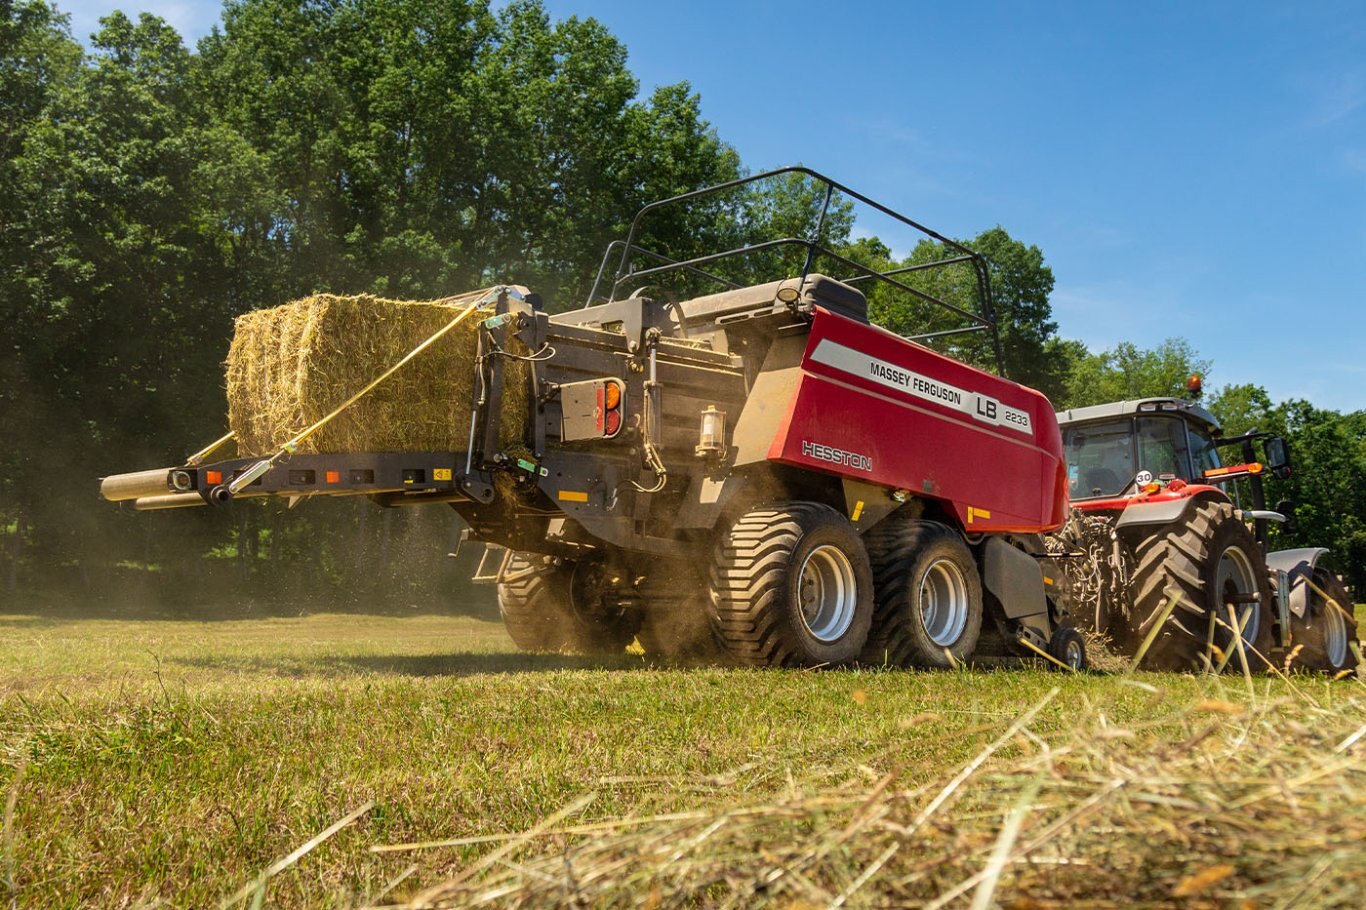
xmin=1289 ymin=566 xmax=1361 ymax=674
xmin=709 ymin=502 xmax=874 ymax=667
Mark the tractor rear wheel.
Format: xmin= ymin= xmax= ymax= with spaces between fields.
xmin=1289 ymin=567 xmax=1361 ymax=674
xmin=1122 ymin=501 xmax=1275 ymax=673
xmin=709 ymin=502 xmax=874 ymax=667
xmin=497 ymin=553 xmax=640 ymax=655
xmin=859 ymin=520 xmax=983 ymax=668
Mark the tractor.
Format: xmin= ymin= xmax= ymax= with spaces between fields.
xmin=1052 ymin=388 xmax=1360 ymax=673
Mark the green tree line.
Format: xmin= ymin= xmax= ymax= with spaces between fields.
xmin=2 ymin=0 xmax=1362 ymax=609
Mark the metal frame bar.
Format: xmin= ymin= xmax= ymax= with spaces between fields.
xmin=584 ymin=240 xmax=742 ymax=307
xmin=598 ymin=166 xmax=1004 ymax=372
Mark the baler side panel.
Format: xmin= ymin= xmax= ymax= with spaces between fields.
xmin=769 ymin=310 xmax=1066 ymax=534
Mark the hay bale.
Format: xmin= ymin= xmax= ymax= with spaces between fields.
xmin=225 ymin=292 xmax=529 ymax=457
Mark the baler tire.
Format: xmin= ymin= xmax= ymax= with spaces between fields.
xmin=497 ymin=553 xmax=638 ymax=655
xmin=1289 ymin=567 xmax=1361 ymax=674
xmin=859 ymin=520 xmax=983 ymax=669
xmin=1121 ymin=500 xmax=1275 ymax=673
xmin=635 ymin=565 xmax=727 ymax=663
xmin=709 ymin=502 xmax=874 ymax=667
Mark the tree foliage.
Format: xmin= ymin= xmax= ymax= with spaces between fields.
xmin=1208 ymin=390 xmax=1366 ymax=591
xmin=1 ymin=0 xmax=1359 ymax=606
xmin=866 ymin=227 xmax=1069 ymax=402
xmin=1059 ymin=338 xmax=1211 ymax=410
xmin=196 ymin=0 xmax=743 ymax=308
xmin=1 ymin=0 xmax=747 ymax=600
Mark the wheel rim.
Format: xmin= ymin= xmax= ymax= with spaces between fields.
xmin=797 ymin=545 xmax=858 ymax=642
xmin=1323 ymin=595 xmax=1349 ymax=668
xmin=1216 ymin=545 xmax=1260 ymax=648
xmin=570 ymin=561 xmax=627 ymax=625
xmin=1064 ymin=637 xmax=1085 ymax=669
xmin=919 ymin=558 xmax=969 ymax=647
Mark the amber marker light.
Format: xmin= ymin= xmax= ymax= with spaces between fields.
xmin=602 ymin=379 xmax=625 ymax=438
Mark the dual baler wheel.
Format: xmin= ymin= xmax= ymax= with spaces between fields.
xmin=860 ymin=520 xmax=983 ymax=668
xmin=708 ymin=502 xmax=875 ymax=667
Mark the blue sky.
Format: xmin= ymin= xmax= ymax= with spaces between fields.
xmin=58 ymin=1 xmax=1366 ymax=411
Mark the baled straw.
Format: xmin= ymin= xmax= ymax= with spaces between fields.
xmin=225 ymin=293 xmax=530 ymax=457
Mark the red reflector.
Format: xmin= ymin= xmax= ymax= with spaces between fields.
xmin=604 ymin=408 xmax=622 ymax=437
xmin=205 ymin=471 xmax=223 ymax=485
xmin=325 ymin=470 xmax=340 ymax=484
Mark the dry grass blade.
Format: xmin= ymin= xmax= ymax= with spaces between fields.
xmin=405 ymin=793 xmax=595 ymax=908
xmin=967 ymin=778 xmax=1039 ymax=910
xmin=372 ymin=681 xmax=1366 ymax=910
xmin=830 ymin=841 xmax=899 ymax=908
xmin=2 ymin=758 xmax=26 ymax=899
xmin=1128 ymin=591 xmax=1181 ymax=671
xmin=1335 ymin=722 xmax=1366 ymax=753
xmin=219 ymin=800 xmax=374 ymax=909
xmin=908 ymin=687 xmax=1058 ymax=834
xmin=1227 ymin=604 xmax=1256 ymax=696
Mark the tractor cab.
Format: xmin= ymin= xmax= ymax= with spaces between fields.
xmin=1057 ymin=398 xmax=1227 ymax=501
xmin=1056 ymin=395 xmax=1294 ymax=554
xmin=1057 ymin=397 xmax=1291 ymax=504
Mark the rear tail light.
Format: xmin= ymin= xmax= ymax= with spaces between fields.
xmin=601 ymin=379 xmax=625 ymax=439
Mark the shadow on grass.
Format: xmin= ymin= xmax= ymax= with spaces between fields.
xmin=171 ymin=650 xmax=649 ymax=679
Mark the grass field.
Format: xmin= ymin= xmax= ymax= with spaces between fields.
xmin=2 ymin=609 xmax=1364 ymax=909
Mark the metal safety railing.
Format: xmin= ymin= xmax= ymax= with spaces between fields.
xmin=583 ymin=166 xmax=1004 ymax=373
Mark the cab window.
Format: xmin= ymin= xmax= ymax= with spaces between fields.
xmin=1063 ymin=419 xmax=1134 ymax=497
xmin=1136 ymin=417 xmax=1192 ymax=482
xmin=1188 ymin=423 xmax=1222 ymax=478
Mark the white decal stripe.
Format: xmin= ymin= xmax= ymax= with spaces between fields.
xmin=809 ymin=339 xmax=1033 ymax=435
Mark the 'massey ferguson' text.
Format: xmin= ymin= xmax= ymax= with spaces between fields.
xmin=869 ymin=362 xmax=963 ymax=405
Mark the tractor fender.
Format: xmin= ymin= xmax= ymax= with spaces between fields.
xmin=1112 ymin=496 xmax=1200 ymax=530
xmin=1265 ymin=546 xmax=1329 ymax=576
xmin=1266 ymin=547 xmax=1330 ymax=619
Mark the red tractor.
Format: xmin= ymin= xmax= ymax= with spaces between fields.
xmin=1054 ymin=391 xmax=1360 ymax=673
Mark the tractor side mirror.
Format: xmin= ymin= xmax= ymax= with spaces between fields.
xmin=1263 ymin=436 xmax=1291 ymax=478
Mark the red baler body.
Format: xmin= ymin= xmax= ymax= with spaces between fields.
xmin=766 ymin=309 xmax=1068 ymax=534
